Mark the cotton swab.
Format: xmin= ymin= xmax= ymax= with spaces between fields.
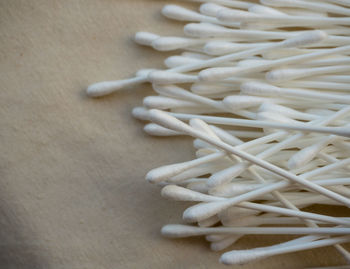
xmin=149 ymin=110 xmax=350 ymax=209
xmin=161 ymin=224 xmax=350 ymax=237
xmin=161 ymin=4 xmax=240 ymax=27
xmin=134 ymin=32 xmax=160 ymax=46
xmin=217 ymin=9 xmax=350 ymax=26
xmin=198 ymin=126 xmax=349 ymax=263
xmin=144 ymin=123 xmax=182 ymax=137
xmin=198 ymin=44 xmax=350 ymax=81
xmin=220 ymin=235 xmax=350 ymax=265
xmin=261 ymin=0 xmax=350 ymax=16
xmin=164 ymin=111 xmax=350 ymax=137
xmin=266 ymin=66 xmax=350 ymax=83
xmin=87 ymin=0 xmax=350 ymax=265
xmin=287 ymin=134 xmax=343 ymax=169
xmin=86 ymin=30 xmax=327 ymax=97
xmin=277 ymin=81 xmax=350 ymax=92
xmin=160 ymin=186 xmax=350 ymax=225
xmin=185 ymin=0 xmax=253 ymax=9
xmin=210 ymin=177 xmax=350 ymax=198
xmin=184 ymin=22 xmax=329 ymax=40
xmin=143 ymin=96 xmax=202 ymax=110
xmin=240 ymin=81 xmax=350 ymax=104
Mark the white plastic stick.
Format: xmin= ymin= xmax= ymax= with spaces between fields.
xmin=86 ymin=31 xmax=327 ymax=97
xmin=261 ymin=0 xmax=350 ymax=16
xmin=198 ymin=45 xmax=350 ymax=81
xmin=165 ymin=111 xmax=350 ymax=137
xmin=220 ymin=235 xmax=350 ymax=265
xmin=149 ymin=110 xmax=350 ymax=213
xmin=161 ymin=224 xmax=350 ymax=237
xmin=217 ymin=9 xmax=350 ymax=25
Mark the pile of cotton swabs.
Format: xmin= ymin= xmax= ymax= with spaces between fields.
xmin=86 ymin=0 xmax=350 ymax=266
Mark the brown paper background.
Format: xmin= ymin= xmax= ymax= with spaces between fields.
xmin=0 ymin=0 xmax=347 ymax=268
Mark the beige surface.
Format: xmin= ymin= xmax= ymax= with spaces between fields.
xmin=0 ymin=0 xmax=348 ymax=268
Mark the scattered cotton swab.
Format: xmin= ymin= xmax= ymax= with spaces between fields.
xmin=86 ymin=0 xmax=350 ymax=266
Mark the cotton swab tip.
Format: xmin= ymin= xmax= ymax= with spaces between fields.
xmin=281 ymin=30 xmax=327 ymax=48
xmin=86 ymin=81 xmax=122 ymax=97
xmin=134 ymin=32 xmax=160 ymax=46
xmin=240 ymin=81 xmax=281 ymax=96
xmin=149 ymin=109 xmax=192 ymax=134
xmin=162 ymin=5 xmax=202 ymax=21
xmin=144 ymin=123 xmax=180 ymax=136
xmin=220 ymin=250 xmax=267 ymax=265
xmin=161 ymin=224 xmax=197 ymax=238
xmin=132 ymin=107 xmax=150 ymax=121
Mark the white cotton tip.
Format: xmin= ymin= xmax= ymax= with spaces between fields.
xmin=248 ymin=4 xmax=286 ymax=15
xmin=191 ymin=83 xmax=232 ymax=95
xmin=161 ymin=185 xmax=190 ymax=201
xmin=143 ymin=96 xmax=194 ymax=110
xmin=164 ymin=56 xmax=201 ymax=68
xmin=218 ymin=207 xmax=259 ymax=225
xmin=223 ymin=95 xmax=268 ymax=111
xmin=134 ymin=32 xmax=160 ymax=46
xmin=288 ymin=145 xmax=320 ymax=170
xmin=198 ymin=215 xmax=220 ymax=227
xmin=211 ymin=235 xmax=242 ymax=251
xmin=240 ymin=81 xmax=282 ymax=96
xmin=203 ymin=41 xmax=246 ymax=55
xmin=208 ymin=163 xmax=246 ymax=188
xmin=237 ymin=59 xmax=267 ymax=67
xmin=183 ymin=200 xmax=229 ymax=222
xmin=260 ymin=0 xmax=298 ymax=8
xmin=162 ymin=5 xmax=203 ymax=21
xmin=152 ymin=37 xmax=196 ymax=51
xmin=283 ymin=8 xmax=328 ymax=17
xmin=281 ymin=30 xmax=327 ymax=48
xmin=86 ymin=80 xmax=127 ymax=97
xmin=155 ymin=159 xmax=224 ymax=184
xmin=187 ymin=181 xmax=210 ymax=193
xmin=144 ymin=123 xmax=181 ymax=137
xmin=161 ymin=224 xmax=199 ymax=238
xmin=266 ymin=68 xmax=306 ymax=82
xmin=152 ymin=84 xmax=194 ymax=101
xmin=161 ymin=185 xmax=216 ymax=202
xmin=209 ymin=183 xmax=258 ymax=198
xmin=184 ymin=23 xmax=231 ymax=38
xmin=199 ymin=3 xmax=226 ymax=17
xmin=148 ymin=71 xmax=196 ymax=84
xmin=182 ymin=51 xmax=212 ymax=60
xmin=220 ymin=250 xmax=267 ymax=265
xmin=258 ymin=111 xmax=295 ymax=123
xmin=132 ymin=107 xmax=150 ymax=121
xmin=199 ymin=67 xmax=238 ymax=81
xmin=217 ymin=9 xmax=256 ymax=22
xmin=149 ymin=109 xmax=192 ymax=135
xmin=146 ymin=162 xmax=191 ymax=183
xmin=135 ymin=69 xmax=156 ymax=77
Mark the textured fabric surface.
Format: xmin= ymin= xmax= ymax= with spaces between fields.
xmin=0 ymin=0 xmax=347 ymax=268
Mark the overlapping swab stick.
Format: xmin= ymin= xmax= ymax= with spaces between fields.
xmin=86 ymin=30 xmax=326 ymax=97
xmin=87 ymin=0 xmax=350 ymax=265
xmin=220 ymin=235 xmax=350 ymax=265
xmin=148 ymin=109 xmax=350 ymax=213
